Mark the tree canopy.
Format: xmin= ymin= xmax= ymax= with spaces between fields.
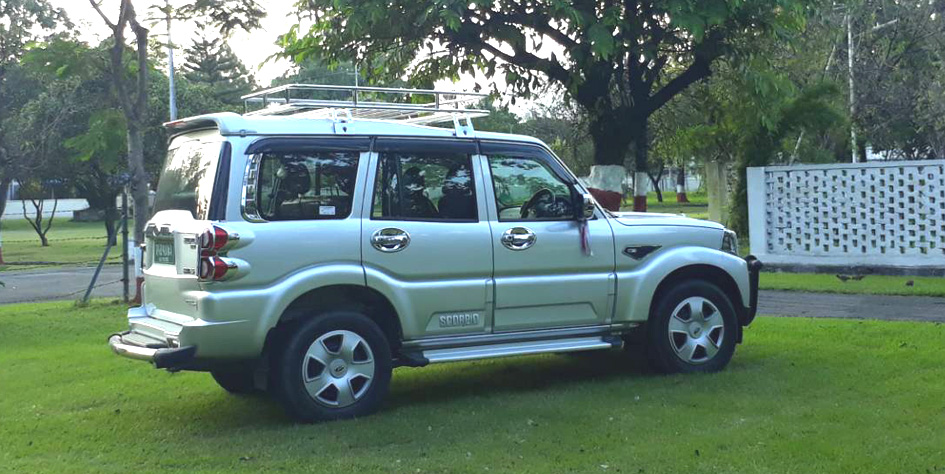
xmin=182 ymin=27 xmax=256 ymax=107
xmin=280 ymin=0 xmax=821 ymax=209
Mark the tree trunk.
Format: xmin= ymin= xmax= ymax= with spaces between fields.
xmin=103 ymin=204 xmax=119 ymax=246
xmin=629 ymin=119 xmax=649 ymax=212
xmin=0 ymin=177 xmax=10 ymax=218
xmin=585 ymin=114 xmax=634 ymax=211
xmin=0 ymin=177 xmax=10 ymax=263
xmin=675 ymin=167 xmax=689 ymax=203
xmin=126 ymin=124 xmax=149 ymax=244
xmin=647 ymin=170 xmax=663 ymax=203
xmin=22 ymin=197 xmax=52 ymax=247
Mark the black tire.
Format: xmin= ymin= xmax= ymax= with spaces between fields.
xmin=210 ymin=368 xmax=257 ymax=394
xmin=647 ymin=280 xmax=738 ymax=374
xmin=272 ymin=311 xmax=392 ymax=423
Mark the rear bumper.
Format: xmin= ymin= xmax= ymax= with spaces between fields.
xmin=108 ymin=332 xmax=196 ymax=370
xmin=108 ymin=305 xmax=257 ymax=370
xmin=743 ymin=255 xmax=763 ymax=325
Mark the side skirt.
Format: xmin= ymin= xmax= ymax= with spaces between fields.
xmin=395 ymin=323 xmax=638 ymax=367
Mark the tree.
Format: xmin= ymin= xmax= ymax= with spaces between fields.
xmin=65 ymin=109 xmax=129 ymax=245
xmin=844 ymin=0 xmax=945 ymax=159
xmin=182 ymin=26 xmax=255 ymax=107
xmin=87 ymin=0 xmax=264 ymax=244
xmin=0 ymin=0 xmax=68 ymax=259
xmin=5 ymin=73 xmax=79 ymax=246
xmin=280 ymin=0 xmax=819 ymax=211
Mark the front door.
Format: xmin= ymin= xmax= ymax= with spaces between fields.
xmin=480 ymin=143 xmax=616 ymax=332
xmin=362 ymin=139 xmax=494 ymax=340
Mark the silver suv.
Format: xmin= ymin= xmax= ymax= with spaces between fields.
xmin=108 ymin=85 xmax=762 ymax=422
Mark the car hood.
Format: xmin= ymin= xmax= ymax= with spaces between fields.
xmin=610 ymin=211 xmax=725 ymax=230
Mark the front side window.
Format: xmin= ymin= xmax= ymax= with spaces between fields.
xmin=256 ymin=151 xmax=359 ymax=221
xmin=372 ymin=152 xmax=477 ymax=221
xmin=488 ymin=155 xmax=573 ymax=221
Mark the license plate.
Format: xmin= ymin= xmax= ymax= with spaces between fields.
xmin=153 ymin=240 xmax=175 ymax=265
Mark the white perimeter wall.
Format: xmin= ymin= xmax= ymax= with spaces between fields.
xmin=747 ymin=160 xmax=945 ymax=269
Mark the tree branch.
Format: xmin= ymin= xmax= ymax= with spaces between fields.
xmin=88 ymin=0 xmax=116 ymax=30
xmin=447 ymin=25 xmax=570 ymax=85
xmin=647 ymin=33 xmax=724 ymax=113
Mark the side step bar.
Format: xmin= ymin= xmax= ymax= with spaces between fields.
xmin=421 ymin=336 xmax=621 ymax=364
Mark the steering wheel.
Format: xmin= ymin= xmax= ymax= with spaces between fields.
xmin=520 ymin=188 xmax=573 ymax=219
xmin=520 ymin=188 xmax=553 ymax=218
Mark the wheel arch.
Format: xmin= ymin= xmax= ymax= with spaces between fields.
xmin=263 ymin=284 xmax=404 ymax=359
xmin=646 ymin=264 xmax=747 ymax=343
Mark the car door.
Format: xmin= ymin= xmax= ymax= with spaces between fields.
xmin=480 ymin=141 xmax=616 ymax=332
xmin=362 ymin=138 xmax=494 ymax=340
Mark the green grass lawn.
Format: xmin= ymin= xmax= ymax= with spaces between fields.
xmin=2 ymin=301 xmax=944 ymax=473
xmin=761 ymin=272 xmax=945 ymax=297
xmin=622 ymin=191 xmax=711 ymax=221
xmin=0 ymin=219 xmax=123 ymax=271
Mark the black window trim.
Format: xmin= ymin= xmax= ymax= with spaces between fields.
xmin=369 ymin=139 xmax=481 ymax=224
xmin=207 ymin=141 xmax=232 ymax=221
xmin=246 ymin=135 xmax=372 ymax=154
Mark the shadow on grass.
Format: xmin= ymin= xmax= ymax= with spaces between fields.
xmin=164 ymin=341 xmax=785 ymax=432
xmin=384 ymin=349 xmax=653 ymax=410
xmin=169 ymin=349 xmax=660 ymax=430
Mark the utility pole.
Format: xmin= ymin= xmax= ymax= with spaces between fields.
xmin=121 ymin=189 xmax=129 ymax=302
xmin=166 ymin=0 xmax=177 ymax=121
xmin=846 ymin=11 xmax=858 ymax=163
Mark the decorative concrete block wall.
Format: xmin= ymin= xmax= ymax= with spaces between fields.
xmin=747 ymin=160 xmax=945 ymax=270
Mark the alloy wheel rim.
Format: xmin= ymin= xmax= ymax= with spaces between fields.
xmin=667 ymin=296 xmax=725 ymax=364
xmin=302 ymin=330 xmax=375 ymax=408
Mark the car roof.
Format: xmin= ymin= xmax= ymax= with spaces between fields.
xmin=165 ymin=112 xmax=547 ymax=147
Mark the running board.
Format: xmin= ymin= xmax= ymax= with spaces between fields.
xmin=421 ymin=336 xmax=621 ymax=364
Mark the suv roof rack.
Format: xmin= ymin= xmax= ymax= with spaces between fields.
xmin=241 ymin=84 xmax=490 ymax=126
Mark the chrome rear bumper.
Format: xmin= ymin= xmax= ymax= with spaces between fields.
xmin=108 ymin=332 xmax=196 ymax=370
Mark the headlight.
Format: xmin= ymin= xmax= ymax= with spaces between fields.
xmin=722 ymin=230 xmax=739 ymax=256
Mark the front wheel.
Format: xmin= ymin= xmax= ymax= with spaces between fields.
xmin=273 ymin=311 xmax=392 ymax=423
xmin=647 ymin=280 xmax=738 ymax=374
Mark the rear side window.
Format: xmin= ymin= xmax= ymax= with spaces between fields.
xmin=256 ymin=151 xmax=360 ymax=221
xmin=372 ymin=152 xmax=477 ymax=221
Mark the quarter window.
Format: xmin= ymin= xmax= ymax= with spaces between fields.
xmin=487 ymin=155 xmax=573 ymax=221
xmin=372 ymin=152 xmax=477 ymax=221
xmin=256 ymin=151 xmax=360 ymax=221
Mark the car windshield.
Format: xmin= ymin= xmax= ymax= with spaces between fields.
xmin=152 ymin=134 xmax=222 ymax=219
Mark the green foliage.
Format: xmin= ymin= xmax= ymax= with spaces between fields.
xmin=181 ymin=28 xmax=256 ymax=106
xmin=65 ymin=109 xmax=127 ymax=164
xmin=849 ymin=0 xmax=945 ymax=159
xmin=0 ymin=0 xmax=70 ymax=189
xmin=279 ymin=0 xmax=823 ymax=172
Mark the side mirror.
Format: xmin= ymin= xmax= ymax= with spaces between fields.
xmin=575 ymin=193 xmax=596 ymax=221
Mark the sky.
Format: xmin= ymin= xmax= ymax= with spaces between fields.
xmin=50 ymin=0 xmax=296 ymax=85
xmin=47 ymin=0 xmax=537 ymax=113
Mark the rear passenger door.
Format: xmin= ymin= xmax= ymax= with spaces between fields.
xmin=361 ymin=139 xmax=494 ymax=340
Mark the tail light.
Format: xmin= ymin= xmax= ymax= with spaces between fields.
xmin=198 ymin=255 xmax=238 ymax=281
xmin=198 ymin=225 xmax=237 ymax=254
xmin=198 ymin=225 xmax=240 ymax=281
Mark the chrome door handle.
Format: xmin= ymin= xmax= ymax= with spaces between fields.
xmin=501 ymin=227 xmax=537 ymax=251
xmin=371 ymin=228 xmax=410 ymax=252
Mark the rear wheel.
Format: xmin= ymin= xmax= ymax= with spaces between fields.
xmin=647 ymin=280 xmax=738 ymax=374
xmin=273 ymin=311 xmax=392 ymax=423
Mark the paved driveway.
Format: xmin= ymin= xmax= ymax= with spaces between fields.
xmin=2 ymin=269 xmax=944 ymax=324
xmin=1 ymin=265 xmax=129 ymax=304
xmin=757 ymin=290 xmax=945 ymax=323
